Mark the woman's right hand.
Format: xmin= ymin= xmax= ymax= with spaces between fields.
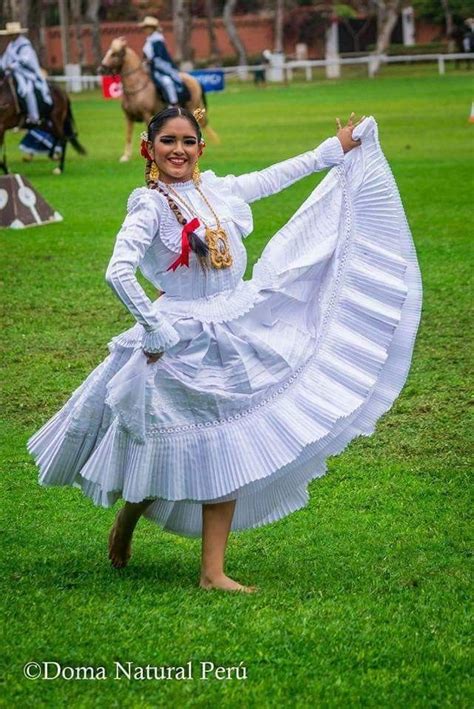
xmin=336 ymin=112 xmax=365 ymax=153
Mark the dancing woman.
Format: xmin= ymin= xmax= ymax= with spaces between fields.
xmin=27 ymin=107 xmax=422 ymax=593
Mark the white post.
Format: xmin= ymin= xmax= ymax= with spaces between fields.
xmin=267 ymin=51 xmax=285 ymax=82
xmin=325 ymin=19 xmax=341 ymax=79
xmin=368 ymin=56 xmax=378 ymax=78
xmin=65 ymin=63 xmax=81 ymax=92
xmin=438 ymin=56 xmax=445 ymax=75
xmin=295 ymin=43 xmax=308 ymax=60
xmin=305 ymin=64 xmax=312 ymax=81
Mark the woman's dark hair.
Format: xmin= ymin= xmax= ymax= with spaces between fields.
xmin=147 ymin=106 xmax=202 ymax=144
xmin=145 ymin=106 xmax=209 ymax=269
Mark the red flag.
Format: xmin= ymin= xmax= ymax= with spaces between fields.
xmin=101 ymin=75 xmax=123 ymax=99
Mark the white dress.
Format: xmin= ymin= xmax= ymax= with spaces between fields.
xmin=27 ymin=118 xmax=422 ymax=538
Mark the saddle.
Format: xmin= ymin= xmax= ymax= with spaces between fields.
xmin=152 ymin=77 xmax=191 ymax=106
xmin=10 ymin=75 xmax=52 ymax=124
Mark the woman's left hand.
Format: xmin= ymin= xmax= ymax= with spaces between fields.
xmin=336 ymin=112 xmax=365 ymax=153
xmin=143 ymin=350 xmax=164 ymax=364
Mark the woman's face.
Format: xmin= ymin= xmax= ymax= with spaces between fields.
xmin=149 ymin=117 xmax=201 ymax=184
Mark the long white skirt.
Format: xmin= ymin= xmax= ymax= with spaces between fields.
xmin=27 ymin=118 xmax=422 ymax=538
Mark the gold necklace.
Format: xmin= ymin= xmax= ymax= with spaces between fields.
xmin=164 ymin=182 xmax=233 ymax=270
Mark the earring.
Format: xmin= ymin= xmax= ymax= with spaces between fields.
xmin=192 ymin=162 xmax=201 ymax=185
xmin=150 ymin=161 xmax=159 ymax=182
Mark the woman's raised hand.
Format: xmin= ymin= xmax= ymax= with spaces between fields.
xmin=336 ymin=112 xmax=366 ymax=153
xmin=144 ymin=350 xmax=164 ymax=364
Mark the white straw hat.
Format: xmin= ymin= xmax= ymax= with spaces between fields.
xmin=138 ymin=16 xmax=162 ymax=30
xmin=0 ymin=21 xmax=28 ymax=36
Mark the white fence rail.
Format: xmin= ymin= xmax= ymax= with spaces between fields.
xmin=51 ymin=53 xmax=474 ymax=92
xmin=220 ymin=53 xmax=474 ymax=80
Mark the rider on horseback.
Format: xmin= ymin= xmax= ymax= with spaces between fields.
xmin=139 ymin=16 xmax=187 ymax=108
xmin=0 ymin=22 xmax=52 ymax=126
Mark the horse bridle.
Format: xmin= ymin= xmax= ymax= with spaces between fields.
xmin=100 ymin=46 xmax=152 ymax=96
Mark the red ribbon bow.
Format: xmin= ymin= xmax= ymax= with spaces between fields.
xmin=140 ymin=138 xmax=152 ymax=161
xmin=166 ymin=218 xmax=201 ymax=272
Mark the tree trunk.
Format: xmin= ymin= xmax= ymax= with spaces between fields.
xmin=71 ymin=0 xmax=85 ymax=68
xmin=58 ymin=0 xmax=71 ymax=67
xmin=371 ymin=0 xmax=402 ymax=76
xmin=173 ymin=0 xmax=193 ymax=66
xmin=205 ymin=0 xmax=221 ymax=64
xmin=38 ymin=0 xmax=47 ymax=68
xmin=18 ymin=0 xmax=29 ymax=29
xmin=274 ymin=0 xmax=285 ymax=54
xmin=223 ymin=0 xmax=248 ymax=74
xmin=2 ymin=0 xmax=29 ymax=27
xmin=440 ymin=0 xmax=454 ymax=50
xmin=23 ymin=0 xmax=44 ymax=61
xmin=85 ymin=0 xmax=102 ymax=70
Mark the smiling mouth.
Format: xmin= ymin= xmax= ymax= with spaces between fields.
xmin=168 ymin=158 xmax=187 ymax=166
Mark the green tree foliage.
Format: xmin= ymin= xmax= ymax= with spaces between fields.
xmin=412 ymin=0 xmax=474 ymax=23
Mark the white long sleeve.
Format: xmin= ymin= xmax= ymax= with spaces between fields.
xmin=221 ymin=136 xmax=344 ymax=204
xmin=105 ymin=191 xmax=180 ymax=353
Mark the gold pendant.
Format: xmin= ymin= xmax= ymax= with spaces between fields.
xmin=205 ymin=227 xmax=233 ymax=269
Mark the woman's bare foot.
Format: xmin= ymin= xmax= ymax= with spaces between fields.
xmin=108 ymin=508 xmax=133 ymax=569
xmin=199 ymin=572 xmax=259 ymax=593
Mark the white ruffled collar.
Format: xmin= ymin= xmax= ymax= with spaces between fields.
xmin=126 ymin=172 xmax=254 ymax=255
xmin=156 ymin=178 xmax=195 ymax=192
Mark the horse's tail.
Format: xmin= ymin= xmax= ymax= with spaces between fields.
xmin=197 ymin=83 xmax=220 ymax=143
xmin=63 ymin=99 xmax=87 ymax=155
xmin=200 ymin=84 xmax=207 ymax=111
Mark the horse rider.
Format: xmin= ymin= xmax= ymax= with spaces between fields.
xmin=139 ymin=16 xmax=185 ymax=108
xmin=0 ymin=21 xmax=52 ymax=125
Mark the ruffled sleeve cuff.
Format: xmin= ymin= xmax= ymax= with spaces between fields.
xmin=142 ymin=319 xmax=180 ymax=353
xmin=313 ymin=136 xmax=345 ymax=170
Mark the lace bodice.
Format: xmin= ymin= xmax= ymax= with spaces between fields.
xmin=105 ymin=136 xmax=344 ymax=352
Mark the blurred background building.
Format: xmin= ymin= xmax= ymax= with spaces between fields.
xmin=0 ymin=0 xmax=472 ymax=73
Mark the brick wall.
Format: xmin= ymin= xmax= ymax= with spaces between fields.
xmin=44 ymin=16 xmax=276 ymax=70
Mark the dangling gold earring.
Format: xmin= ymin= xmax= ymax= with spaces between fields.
xmin=192 ymin=162 xmax=201 ymax=185
xmin=150 ymin=160 xmax=159 ymax=182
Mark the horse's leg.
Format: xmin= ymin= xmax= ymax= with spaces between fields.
xmin=52 ymin=137 xmax=67 ymax=175
xmin=0 ymin=128 xmax=8 ymax=174
xmin=50 ymin=99 xmax=68 ymax=175
xmin=48 ymin=137 xmax=59 ymax=161
xmin=120 ymin=115 xmax=134 ymax=162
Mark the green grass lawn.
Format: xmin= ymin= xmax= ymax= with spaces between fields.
xmin=1 ymin=73 xmax=472 ymax=707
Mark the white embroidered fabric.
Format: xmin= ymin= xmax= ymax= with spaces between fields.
xmin=27 ymin=119 xmax=422 ymax=538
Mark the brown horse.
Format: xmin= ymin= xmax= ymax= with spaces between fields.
xmin=100 ymin=37 xmax=219 ymax=163
xmin=0 ymin=73 xmax=86 ymax=175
